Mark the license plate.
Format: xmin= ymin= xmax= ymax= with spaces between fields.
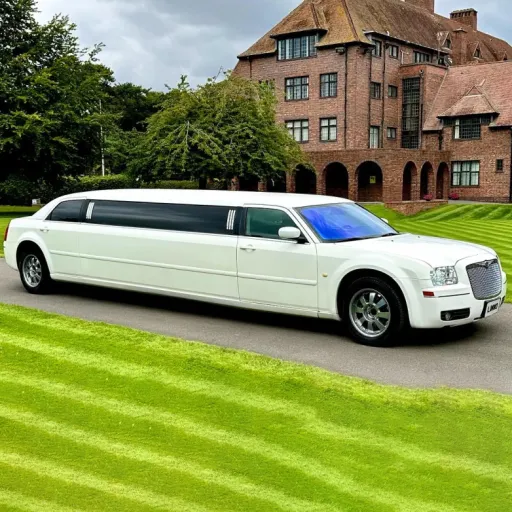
xmin=485 ymin=299 xmax=501 ymax=318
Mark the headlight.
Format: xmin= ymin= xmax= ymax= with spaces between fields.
xmin=431 ymin=266 xmax=458 ymax=286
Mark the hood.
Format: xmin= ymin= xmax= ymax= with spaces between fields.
xmin=342 ymin=234 xmax=495 ymax=268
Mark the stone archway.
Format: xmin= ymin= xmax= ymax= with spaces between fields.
xmin=436 ymin=162 xmax=450 ymax=200
xmin=356 ymin=161 xmax=383 ymax=202
xmin=295 ymin=165 xmax=317 ymax=194
xmin=420 ymin=162 xmax=434 ymax=199
xmin=325 ymin=162 xmax=349 ymax=198
xmin=402 ymin=162 xmax=418 ymax=201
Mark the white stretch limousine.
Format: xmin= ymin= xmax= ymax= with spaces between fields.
xmin=3 ymin=190 xmax=507 ymax=346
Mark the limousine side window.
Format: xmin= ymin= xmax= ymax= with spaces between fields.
xmin=245 ymin=208 xmax=298 ymax=240
xmin=87 ymin=200 xmax=237 ymax=235
xmin=47 ymin=200 xmax=84 ymax=223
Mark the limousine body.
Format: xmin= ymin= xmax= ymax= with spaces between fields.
xmin=3 ymin=189 xmax=507 ymax=346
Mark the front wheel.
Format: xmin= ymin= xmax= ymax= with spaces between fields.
xmin=344 ymin=277 xmax=408 ymax=347
xmin=19 ymin=248 xmax=53 ymax=294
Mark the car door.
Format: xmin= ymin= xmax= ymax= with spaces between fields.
xmin=237 ymin=206 xmax=318 ymax=311
xmin=38 ymin=198 xmax=85 ymax=277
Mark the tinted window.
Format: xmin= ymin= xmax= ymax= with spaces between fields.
xmin=88 ymin=201 xmax=236 ymax=235
xmin=48 ymin=200 xmax=84 ymax=222
xmin=245 ymin=208 xmax=297 ymax=239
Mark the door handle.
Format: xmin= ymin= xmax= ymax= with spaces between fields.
xmin=39 ymin=228 xmax=49 ymax=233
xmin=240 ymin=245 xmax=256 ymax=252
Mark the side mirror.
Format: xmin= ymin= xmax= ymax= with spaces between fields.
xmin=381 ymin=218 xmax=389 ymax=224
xmin=279 ymin=226 xmax=302 ymax=241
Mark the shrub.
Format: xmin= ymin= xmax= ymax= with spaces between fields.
xmin=423 ymin=194 xmax=434 ymax=202
xmin=141 ymin=180 xmax=199 ymax=190
xmin=59 ymin=174 xmax=134 ymax=196
xmin=0 ymin=177 xmax=55 ymax=206
xmin=449 ymin=192 xmax=460 ymax=200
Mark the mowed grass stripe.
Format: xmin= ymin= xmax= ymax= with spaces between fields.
xmin=2 ymin=334 xmax=511 ymax=488
xmin=2 ymin=369 xmax=497 ymax=512
xmin=0 ymin=489 xmax=82 ymax=512
xmin=0 ymin=451 xmax=206 ymax=512
xmin=0 ymin=404 xmax=337 ymax=512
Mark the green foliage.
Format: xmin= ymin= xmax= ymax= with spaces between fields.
xmin=58 ymin=174 xmax=134 ymax=195
xmin=0 ymin=304 xmax=511 ymax=511
xmin=129 ymin=74 xmax=308 ymax=185
xmin=140 ymin=180 xmax=199 ymax=190
xmin=0 ymin=176 xmax=54 ymax=206
xmin=0 ymin=1 xmax=115 ymax=183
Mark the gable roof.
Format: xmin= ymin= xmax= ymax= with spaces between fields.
xmin=238 ymin=0 xmax=512 ymax=62
xmin=424 ymin=62 xmax=512 ymax=130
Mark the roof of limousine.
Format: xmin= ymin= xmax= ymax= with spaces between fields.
xmin=59 ymin=189 xmax=352 ymax=208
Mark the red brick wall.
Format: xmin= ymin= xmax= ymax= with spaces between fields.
xmin=443 ymin=127 xmax=511 ymax=202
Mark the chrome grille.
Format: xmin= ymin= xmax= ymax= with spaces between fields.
xmin=466 ymin=259 xmax=502 ymax=300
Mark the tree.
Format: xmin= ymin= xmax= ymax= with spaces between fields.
xmin=0 ymin=0 xmax=115 ymax=184
xmin=129 ymin=74 xmax=308 ymax=185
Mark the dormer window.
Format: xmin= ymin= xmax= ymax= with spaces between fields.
xmin=449 ymin=116 xmax=491 ymax=140
xmin=277 ymin=34 xmax=318 ymax=61
xmin=372 ymin=40 xmax=383 ymax=57
xmin=474 ymin=47 xmax=481 ymax=59
xmin=445 ymin=37 xmax=452 ymax=49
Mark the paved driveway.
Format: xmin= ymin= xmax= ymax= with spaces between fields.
xmin=1 ymin=260 xmax=511 ymax=393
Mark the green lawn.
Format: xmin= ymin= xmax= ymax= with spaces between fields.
xmin=0 ymin=304 xmax=511 ymax=511
xmin=366 ymin=204 xmax=512 ymax=302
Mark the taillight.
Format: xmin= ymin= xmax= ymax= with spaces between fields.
xmin=4 ymin=221 xmax=10 ymax=242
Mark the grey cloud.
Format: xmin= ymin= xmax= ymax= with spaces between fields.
xmin=36 ymin=0 xmax=511 ymax=91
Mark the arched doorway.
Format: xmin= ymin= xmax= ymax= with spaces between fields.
xmin=239 ymin=175 xmax=259 ymax=191
xmin=402 ymin=162 xmax=417 ymax=201
xmin=357 ymin=161 xmax=383 ymax=202
xmin=420 ymin=162 xmax=434 ymax=199
xmin=325 ymin=162 xmax=349 ymax=198
xmin=295 ymin=165 xmax=317 ymax=194
xmin=267 ymin=172 xmax=287 ymax=193
xmin=436 ymin=163 xmax=450 ymax=199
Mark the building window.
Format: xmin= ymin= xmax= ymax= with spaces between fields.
xmin=372 ymin=40 xmax=382 ymax=57
xmin=285 ymin=76 xmax=309 ymax=101
xmin=320 ymin=118 xmax=337 ymax=142
xmin=402 ymin=77 xmax=421 ymax=149
xmin=452 ymin=161 xmax=480 ymax=187
xmin=370 ymin=126 xmax=381 ymax=148
xmin=286 ymin=120 xmax=309 ymax=143
xmin=497 ymin=159 xmax=504 ymax=172
xmin=320 ymin=73 xmax=338 ymax=98
xmin=453 ymin=117 xmax=483 ymax=140
xmin=445 ymin=37 xmax=452 ymax=49
xmin=389 ymin=45 xmax=399 ymax=58
xmin=475 ymin=47 xmax=481 ymax=59
xmin=371 ymin=82 xmax=382 ymax=99
xmin=388 ymin=85 xmax=398 ymax=98
xmin=414 ymin=51 xmax=431 ymax=63
xmin=278 ymin=34 xmax=318 ymax=60
xmin=387 ymin=127 xmax=397 ymax=139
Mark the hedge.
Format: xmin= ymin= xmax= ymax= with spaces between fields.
xmin=0 ymin=175 xmax=200 ymax=205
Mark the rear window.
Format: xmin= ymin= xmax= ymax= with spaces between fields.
xmin=48 ymin=200 xmax=84 ymax=222
xmin=87 ymin=200 xmax=237 ymax=235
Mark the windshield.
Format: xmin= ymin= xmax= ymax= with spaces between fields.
xmin=298 ymin=203 xmax=398 ymax=243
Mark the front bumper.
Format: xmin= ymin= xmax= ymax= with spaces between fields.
xmin=406 ymin=255 xmax=507 ymax=329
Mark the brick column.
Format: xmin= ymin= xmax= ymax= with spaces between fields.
xmin=348 ymin=168 xmax=358 ymax=201
xmin=316 ymin=169 xmax=326 ymax=195
xmin=258 ymin=181 xmax=267 ymax=192
xmin=286 ymin=173 xmax=296 ymax=193
xmin=428 ymin=170 xmax=436 ymax=197
xmin=230 ymin=177 xmax=240 ymax=191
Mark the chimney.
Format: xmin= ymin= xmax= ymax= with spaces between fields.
xmin=404 ymin=0 xmax=435 ymax=13
xmin=450 ymin=8 xmax=478 ymax=31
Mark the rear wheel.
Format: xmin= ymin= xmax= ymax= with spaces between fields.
xmin=19 ymin=248 xmax=52 ymax=294
xmin=344 ymin=277 xmax=408 ymax=347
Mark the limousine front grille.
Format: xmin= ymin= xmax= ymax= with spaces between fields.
xmin=466 ymin=259 xmax=502 ymax=300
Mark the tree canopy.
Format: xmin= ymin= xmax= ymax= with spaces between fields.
xmin=128 ymin=74 xmax=307 ymax=186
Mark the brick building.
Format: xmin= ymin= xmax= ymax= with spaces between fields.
xmin=234 ymin=0 xmax=512 ymax=203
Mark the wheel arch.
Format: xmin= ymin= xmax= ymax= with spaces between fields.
xmin=336 ymin=268 xmax=410 ymax=321
xmin=16 ymin=240 xmax=50 ymax=271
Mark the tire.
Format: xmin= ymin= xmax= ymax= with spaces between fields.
xmin=18 ymin=247 xmax=53 ymax=294
xmin=343 ymin=277 xmax=408 ymax=347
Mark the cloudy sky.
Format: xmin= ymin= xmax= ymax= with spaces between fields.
xmin=36 ymin=0 xmax=511 ymax=91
